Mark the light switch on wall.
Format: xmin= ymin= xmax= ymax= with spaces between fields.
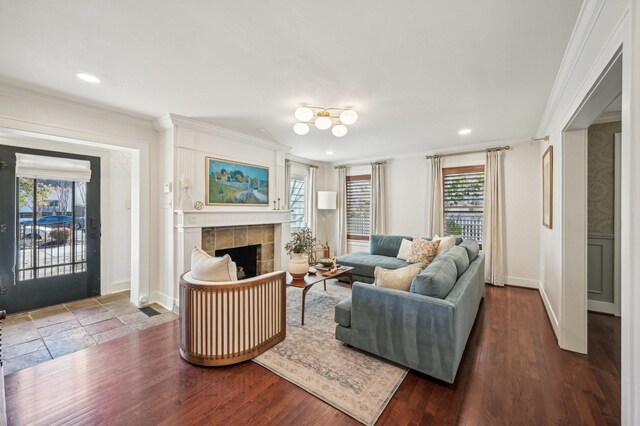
xmin=163 ymin=182 xmax=172 ymax=193
xmin=162 ymin=193 xmax=172 ymax=209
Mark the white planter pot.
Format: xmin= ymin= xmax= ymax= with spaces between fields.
xmin=288 ymin=253 xmax=309 ymax=279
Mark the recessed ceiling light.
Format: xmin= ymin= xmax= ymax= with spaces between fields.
xmin=76 ymin=73 xmax=101 ymax=84
xmin=458 ymin=128 xmax=471 ymax=135
xmin=326 ymin=151 xmax=334 ymax=155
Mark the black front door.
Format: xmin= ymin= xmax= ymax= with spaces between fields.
xmin=0 ymin=145 xmax=101 ymax=314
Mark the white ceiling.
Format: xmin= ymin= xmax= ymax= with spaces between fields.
xmin=0 ymin=1 xmax=582 ymax=162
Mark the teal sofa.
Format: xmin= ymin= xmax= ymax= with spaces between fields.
xmin=334 ymin=240 xmax=485 ymax=383
xmin=337 ymin=234 xmax=462 ymax=283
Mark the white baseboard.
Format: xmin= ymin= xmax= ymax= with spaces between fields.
xmin=505 ymin=276 xmax=539 ymax=289
xmin=539 ymin=283 xmax=560 ymax=339
xmin=110 ymin=280 xmax=131 ymax=293
xmin=587 ymin=299 xmax=617 ymax=315
xmin=151 ymin=291 xmax=176 ymax=312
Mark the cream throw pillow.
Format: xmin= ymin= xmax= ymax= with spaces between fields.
xmin=432 ymin=234 xmax=456 ymax=256
xmin=406 ymin=237 xmax=440 ymax=265
xmin=375 ymin=263 xmax=424 ymax=292
xmin=396 ymin=238 xmax=413 ymax=261
xmin=191 ymin=247 xmax=238 ymax=282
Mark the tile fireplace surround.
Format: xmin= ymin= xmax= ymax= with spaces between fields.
xmin=174 ymin=210 xmax=291 ymax=286
xmin=202 ymin=225 xmax=276 ymax=275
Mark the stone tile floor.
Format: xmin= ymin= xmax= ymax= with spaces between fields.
xmin=2 ymin=292 xmax=178 ymax=375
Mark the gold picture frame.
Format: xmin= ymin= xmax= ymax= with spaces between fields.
xmin=205 ymin=157 xmax=269 ymax=206
xmin=542 ymin=145 xmax=553 ymax=229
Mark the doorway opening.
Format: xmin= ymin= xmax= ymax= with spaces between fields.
xmin=0 ymin=146 xmax=101 ymax=313
xmin=586 ymin=119 xmax=621 ymax=316
xmin=561 ymin=48 xmax=622 ymax=359
xmin=556 ymin=42 xmax=625 ymax=424
xmin=0 ymin=131 xmax=142 ymax=315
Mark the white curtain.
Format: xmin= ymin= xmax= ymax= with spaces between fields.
xmin=371 ymin=162 xmax=387 ymax=234
xmin=308 ymin=166 xmax=318 ymax=236
xmin=337 ymin=167 xmax=348 ymax=256
xmin=483 ymin=150 xmax=505 ymax=286
xmin=284 ymin=160 xmax=291 ymax=210
xmin=426 ymin=156 xmax=444 ymax=236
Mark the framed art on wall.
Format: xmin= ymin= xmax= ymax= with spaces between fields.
xmin=205 ymin=157 xmax=269 ymax=206
xmin=542 ymin=145 xmax=553 ymax=228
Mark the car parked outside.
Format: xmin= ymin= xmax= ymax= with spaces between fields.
xmin=19 ymin=215 xmax=84 ymax=229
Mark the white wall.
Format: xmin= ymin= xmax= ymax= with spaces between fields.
xmin=0 ymin=136 xmax=133 ymax=294
xmin=393 ymin=142 xmax=540 ymax=287
xmin=107 ymin=151 xmax=132 ymax=291
xmin=0 ymin=85 xmax=157 ymax=307
xmin=154 ymin=115 xmax=289 ymax=309
xmin=319 ymin=141 xmax=541 ymax=287
xmin=316 ymin=162 xmax=338 ymax=252
xmin=535 ymin=0 xmax=639 ymax=422
xmin=536 ymin=0 xmax=630 ymax=348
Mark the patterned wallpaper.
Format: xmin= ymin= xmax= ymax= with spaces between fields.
xmin=587 ymin=121 xmax=621 ymax=234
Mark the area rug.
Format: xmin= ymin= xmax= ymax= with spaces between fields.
xmin=253 ymin=280 xmax=408 ymax=426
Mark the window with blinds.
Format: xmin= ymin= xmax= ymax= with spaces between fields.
xmin=443 ymin=166 xmax=484 ymax=243
xmin=346 ymin=175 xmax=371 ymax=240
xmin=290 ymin=175 xmax=306 ymax=232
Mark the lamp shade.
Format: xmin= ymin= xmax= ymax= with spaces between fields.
xmin=317 ymin=191 xmax=337 ymax=210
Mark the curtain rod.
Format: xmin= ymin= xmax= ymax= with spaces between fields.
xmin=425 ymin=145 xmax=510 ymax=160
xmin=286 ymin=159 xmax=318 ymax=169
xmin=334 ymin=160 xmax=388 ymax=169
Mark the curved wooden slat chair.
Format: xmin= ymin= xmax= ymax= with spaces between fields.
xmin=179 ymin=270 xmax=286 ymax=366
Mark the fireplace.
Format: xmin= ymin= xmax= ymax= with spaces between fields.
xmin=174 ymin=209 xmax=291 ymax=308
xmin=215 ymin=244 xmax=260 ymax=279
xmin=201 ymin=224 xmax=275 ymax=276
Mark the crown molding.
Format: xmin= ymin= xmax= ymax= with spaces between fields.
xmin=328 ymin=136 xmax=534 ymax=166
xmin=0 ymin=83 xmax=156 ymax=131
xmin=536 ymin=0 xmax=607 ymax=134
xmin=154 ymin=113 xmax=291 ymax=152
xmin=340 ymin=138 xmax=532 ymax=166
xmin=285 ymin=153 xmax=326 ymax=166
xmin=152 ymin=114 xmax=175 ymax=131
xmin=592 ymin=110 xmax=622 ymax=124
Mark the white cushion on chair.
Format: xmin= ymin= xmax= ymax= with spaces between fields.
xmin=191 ymin=247 xmax=238 ymax=282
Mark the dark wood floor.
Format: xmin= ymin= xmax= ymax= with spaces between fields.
xmin=4 ymin=286 xmax=620 ymax=425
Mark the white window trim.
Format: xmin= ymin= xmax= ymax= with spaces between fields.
xmin=290 ymin=170 xmax=308 ymax=231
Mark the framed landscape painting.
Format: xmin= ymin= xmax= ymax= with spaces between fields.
xmin=206 ymin=157 xmax=269 ymax=206
xmin=542 ymin=145 xmax=553 ymax=229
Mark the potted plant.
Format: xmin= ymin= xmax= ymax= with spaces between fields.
xmin=284 ymin=227 xmax=318 ymax=279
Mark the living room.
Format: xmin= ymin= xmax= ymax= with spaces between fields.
xmin=0 ymin=0 xmax=639 ymax=424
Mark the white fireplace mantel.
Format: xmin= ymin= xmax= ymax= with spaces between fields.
xmin=174 ymin=209 xmax=291 ymax=229
xmin=173 ymin=209 xmax=291 ymax=308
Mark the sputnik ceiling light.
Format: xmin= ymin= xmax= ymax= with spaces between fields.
xmin=293 ymin=106 xmax=358 ymax=137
